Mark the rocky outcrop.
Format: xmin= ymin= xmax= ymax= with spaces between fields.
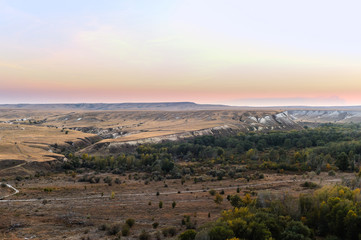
xmin=286 ymin=110 xmax=361 ymax=123
xmin=239 ymin=112 xmax=301 ymax=131
xmin=69 ymin=126 xmax=128 ymax=139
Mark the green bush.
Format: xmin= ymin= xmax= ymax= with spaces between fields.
xmin=300 ymin=181 xmax=319 ymax=189
xmin=152 ymin=222 xmax=159 ymax=229
xmin=126 ymin=218 xmax=135 ymax=228
xmin=179 ymin=229 xmax=197 ymax=240
xmin=209 ymin=189 xmax=216 ymax=196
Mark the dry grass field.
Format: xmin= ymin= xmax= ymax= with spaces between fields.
xmin=0 ymin=123 xmax=96 ymax=162
xmin=0 ymin=171 xmax=351 ymax=240
xmin=0 ymin=108 xmax=278 ymax=131
xmin=0 ymin=108 xmax=287 ymax=160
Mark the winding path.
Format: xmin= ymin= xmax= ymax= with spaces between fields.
xmin=0 ymin=178 xmax=343 ymax=203
xmin=0 ymin=179 xmax=304 ymax=203
xmin=0 ymin=182 xmax=19 ymax=200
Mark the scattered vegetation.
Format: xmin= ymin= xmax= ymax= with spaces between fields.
xmin=178 ymin=185 xmax=361 ymax=240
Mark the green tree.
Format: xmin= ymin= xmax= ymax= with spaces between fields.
xmin=209 ymin=226 xmax=234 ymax=240
xmin=336 ymin=152 xmax=349 ymax=171
xmin=161 ymin=158 xmax=174 ymax=173
xmin=281 ymin=221 xmax=311 ymax=240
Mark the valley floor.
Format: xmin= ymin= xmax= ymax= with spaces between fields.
xmin=0 ymin=171 xmax=353 ymax=239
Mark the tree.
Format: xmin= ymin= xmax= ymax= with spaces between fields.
xmin=172 ymin=201 xmax=176 ymax=209
xmin=161 ymin=158 xmax=174 ymax=173
xmin=209 ymin=226 xmax=234 ymax=240
xmin=281 ymin=221 xmax=311 ymax=240
xmin=336 ymin=152 xmax=349 ymax=171
xmin=230 ymin=195 xmax=242 ymax=208
xmin=269 ymin=149 xmax=280 ymax=162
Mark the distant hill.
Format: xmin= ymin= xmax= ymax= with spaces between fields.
xmin=1 ymin=102 xmax=361 ymax=111
xmin=0 ymin=102 xmax=235 ymax=111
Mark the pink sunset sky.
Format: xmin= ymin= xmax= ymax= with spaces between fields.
xmin=1 ymin=0 xmax=361 ymax=106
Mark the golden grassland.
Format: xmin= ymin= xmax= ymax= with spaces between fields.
xmin=0 ymin=123 xmax=95 ymax=162
xmin=0 ymin=109 xmax=279 ymax=158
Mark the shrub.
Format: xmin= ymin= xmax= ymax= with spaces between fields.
xmin=179 ymin=229 xmax=197 ymax=240
xmin=214 ymin=193 xmax=223 ymax=205
xmin=159 ymin=201 xmax=163 ymax=208
xmin=172 ymin=201 xmax=176 ymax=209
xmin=15 ymin=176 xmax=23 ymax=181
xmin=162 ymin=227 xmax=177 ymax=237
xmin=152 ymin=222 xmax=159 ymax=229
xmin=209 ymin=189 xmax=216 ymax=196
xmin=43 ymin=187 xmax=54 ymax=192
xmin=126 ymin=218 xmax=135 ymax=228
xmin=104 ymin=176 xmax=113 ymax=185
xmin=98 ymin=223 xmax=110 ymax=231
xmin=122 ymin=224 xmax=130 ymax=236
xmin=301 ymin=181 xmax=319 ymax=189
xmin=139 ymin=230 xmax=151 ymax=240
xmin=107 ymin=224 xmax=121 ymax=235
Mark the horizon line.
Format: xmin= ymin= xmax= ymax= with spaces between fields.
xmin=1 ymin=102 xmax=361 ymax=108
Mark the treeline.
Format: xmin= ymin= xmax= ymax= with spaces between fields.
xmin=63 ymin=151 xmax=181 ymax=179
xmin=180 ymin=185 xmax=361 ymax=240
xmin=63 ymin=123 xmax=361 ymax=174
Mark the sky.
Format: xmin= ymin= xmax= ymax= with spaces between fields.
xmin=0 ymin=0 xmax=360 ymax=106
